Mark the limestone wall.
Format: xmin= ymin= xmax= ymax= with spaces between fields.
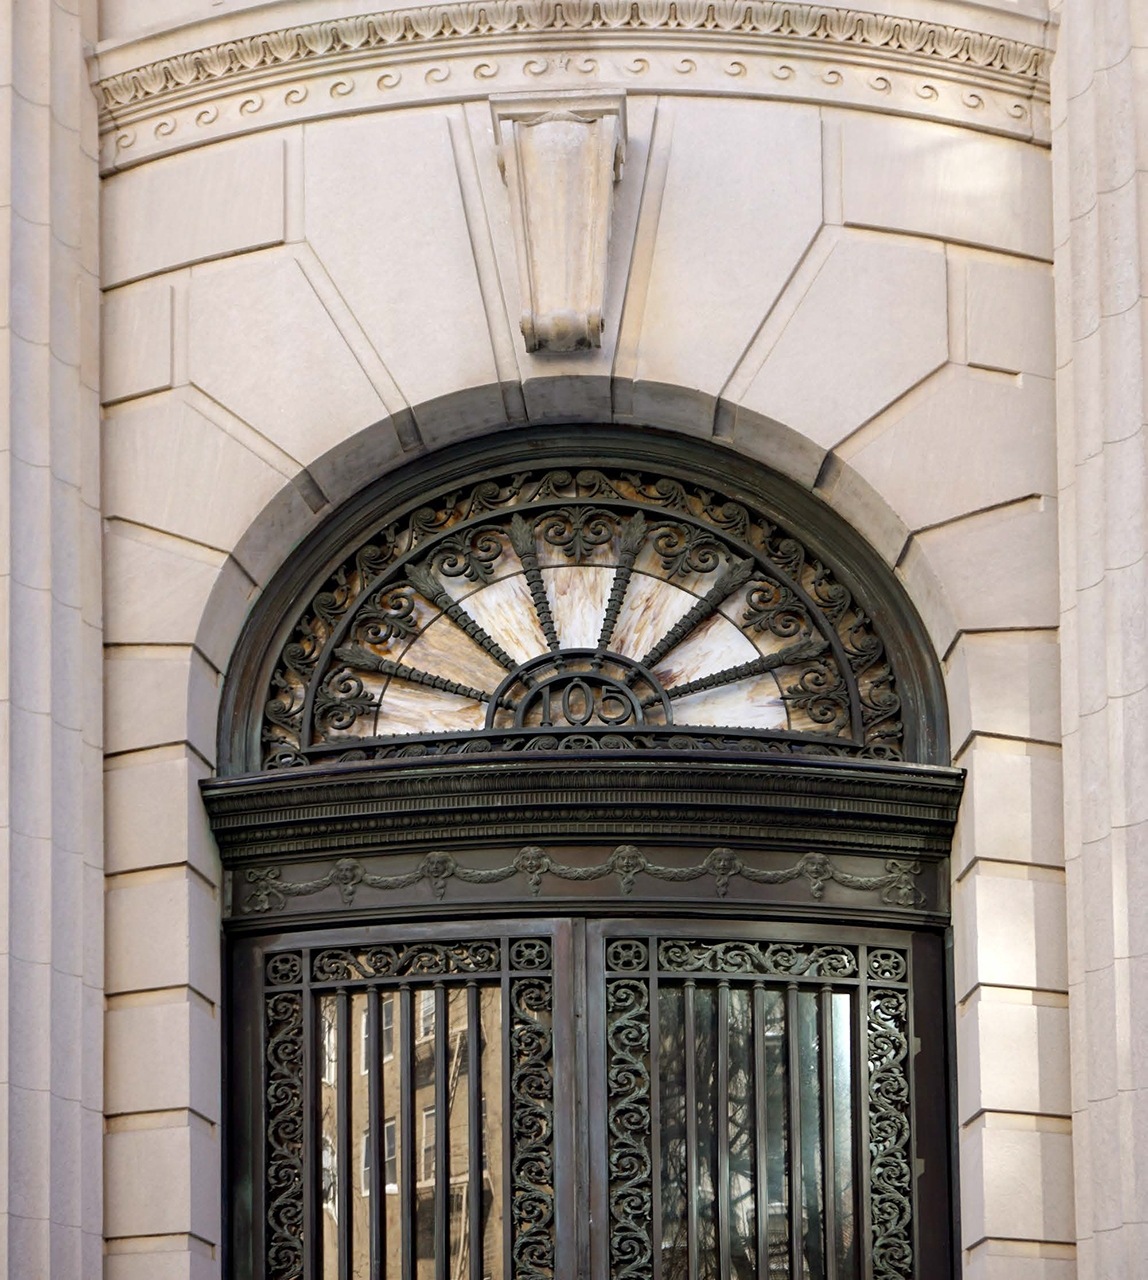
xmin=1053 ymin=1 xmax=1148 ymax=1276
xmin=87 ymin=0 xmax=1071 ymax=1276
xmin=0 ymin=0 xmax=104 ymax=1274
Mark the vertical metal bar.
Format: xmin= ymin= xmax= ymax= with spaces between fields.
xmin=786 ymin=983 xmax=802 ymax=1280
xmin=303 ymin=967 xmax=320 ymax=1280
xmin=650 ymin=943 xmax=663 ymax=1280
xmin=752 ymin=985 xmax=768 ymax=1280
xmin=819 ymin=988 xmax=838 ymax=1280
xmin=567 ymin=920 xmax=586 ymax=1280
xmin=467 ymin=982 xmax=483 ymax=1280
xmin=368 ymin=987 xmax=384 ymax=1280
xmin=337 ymin=990 xmax=352 ymax=1280
xmin=400 ymin=986 xmax=415 ymax=1280
xmin=502 ymin=941 xmax=513 ymax=1280
xmin=857 ymin=955 xmax=873 ymax=1280
xmin=585 ymin=924 xmax=609 ymax=1280
xmin=684 ymin=979 xmax=699 ymax=1280
xmin=716 ymin=981 xmax=731 ymax=1280
xmin=434 ymin=983 xmax=450 ymax=1280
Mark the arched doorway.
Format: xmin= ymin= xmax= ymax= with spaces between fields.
xmin=204 ymin=427 xmax=963 ymax=1280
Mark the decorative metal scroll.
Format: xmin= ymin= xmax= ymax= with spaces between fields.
xmin=261 ymin=466 xmax=903 ymax=769
xmin=605 ymin=966 xmax=652 ymax=1280
xmin=510 ymin=943 xmax=556 ymax=1280
xmin=868 ymin=984 xmax=913 ymax=1279
xmin=241 ymin=845 xmax=925 ymax=914
xmin=603 ymin=936 xmax=914 ymax=1280
xmin=264 ymin=965 xmax=305 ymax=1279
xmin=259 ymin=936 xmax=556 ymax=1280
xmin=310 ymin=939 xmax=501 ymax=979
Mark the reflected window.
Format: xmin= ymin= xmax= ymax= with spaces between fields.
xmin=419 ymin=990 xmax=435 ymax=1041
xmin=420 ymin=1105 xmax=436 ymax=1183
xmin=320 ymin=1009 xmax=337 ymax=1086
xmin=383 ymin=1117 xmax=398 ymax=1193
xmin=321 ymin=1136 xmax=337 ymax=1221
xmin=382 ymin=993 xmax=394 ymax=1061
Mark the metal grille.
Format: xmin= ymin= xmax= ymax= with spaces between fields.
xmin=261 ymin=936 xmax=554 ymax=1280
xmin=254 ymin=924 xmax=919 ymax=1280
xmin=594 ymin=933 xmax=912 ymax=1280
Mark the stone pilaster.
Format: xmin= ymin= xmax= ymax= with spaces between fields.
xmin=0 ymin=0 xmax=103 ymax=1274
xmin=1055 ymin=1 xmax=1148 ymax=1274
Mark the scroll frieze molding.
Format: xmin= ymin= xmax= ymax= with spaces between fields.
xmin=96 ymin=3 xmax=1053 ymax=171
xmin=492 ymin=91 xmax=625 ymax=352
xmin=238 ymin=843 xmax=927 ymax=913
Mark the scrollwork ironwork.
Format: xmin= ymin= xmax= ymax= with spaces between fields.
xmin=264 ymin=988 xmax=304 ymax=1279
xmin=311 ymin=940 xmax=501 ymax=981
xmin=657 ymin=938 xmax=858 ymax=978
xmin=510 ymin=974 xmax=556 ymax=1280
xmin=605 ymin=978 xmax=653 ymax=1280
xmin=257 ymin=462 xmax=907 ymax=770
xmin=868 ymin=986 xmax=913 ymax=1280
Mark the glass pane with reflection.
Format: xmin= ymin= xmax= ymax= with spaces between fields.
xmin=831 ymin=993 xmax=856 ymax=1280
xmin=795 ymin=992 xmax=824 ymax=1280
xmin=320 ymin=992 xmax=340 ymax=1280
xmin=480 ymin=986 xmax=504 ymax=1280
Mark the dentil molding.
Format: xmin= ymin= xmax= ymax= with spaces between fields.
xmin=95 ymin=2 xmax=1052 ymax=172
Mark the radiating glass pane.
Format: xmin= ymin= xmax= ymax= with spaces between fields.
xmin=659 ymin=985 xmax=688 ymax=1280
xmin=795 ymin=992 xmax=825 ymax=1280
xmin=831 ymin=993 xmax=856 ymax=1280
xmin=320 ymin=992 xmax=340 ymax=1280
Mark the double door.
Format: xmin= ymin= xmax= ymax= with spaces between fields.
xmin=230 ymin=916 xmax=949 ymax=1280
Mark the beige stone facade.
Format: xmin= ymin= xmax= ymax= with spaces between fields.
xmin=1 ymin=0 xmax=1145 ymax=1275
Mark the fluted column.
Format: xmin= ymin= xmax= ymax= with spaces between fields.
xmin=1055 ymin=1 xmax=1148 ymax=1274
xmin=0 ymin=0 xmax=103 ymax=1274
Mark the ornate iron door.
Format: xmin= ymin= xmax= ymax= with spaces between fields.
xmin=231 ymin=916 xmax=948 ymax=1280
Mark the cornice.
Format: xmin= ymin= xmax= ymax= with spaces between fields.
xmin=96 ymin=1 xmax=1053 ymax=172
xmin=201 ymin=753 xmax=965 ymax=864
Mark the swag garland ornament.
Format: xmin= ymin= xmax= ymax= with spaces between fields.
xmin=240 ymin=843 xmax=926 ymax=912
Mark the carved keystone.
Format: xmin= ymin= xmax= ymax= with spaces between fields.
xmin=491 ymin=90 xmax=626 ymax=353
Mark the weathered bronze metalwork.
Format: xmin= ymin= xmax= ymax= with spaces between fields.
xmin=212 ymin=430 xmax=959 ymax=1280
xmin=234 ymin=919 xmax=945 ymax=1280
xmin=259 ymin=462 xmax=900 ymax=766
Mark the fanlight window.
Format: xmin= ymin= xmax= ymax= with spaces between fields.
xmin=261 ymin=466 xmax=903 ymax=770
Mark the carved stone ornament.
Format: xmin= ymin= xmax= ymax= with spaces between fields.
xmin=491 ymin=90 xmax=625 ymax=352
xmin=96 ymin=4 xmax=1053 ymax=172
